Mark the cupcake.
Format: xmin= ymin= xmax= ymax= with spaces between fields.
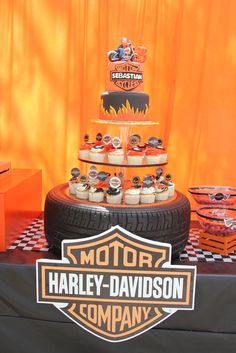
xmin=127 ymin=147 xmax=145 ymax=165
xmin=156 ymin=139 xmax=167 ymax=163
xmin=75 ymin=183 xmax=90 ymax=200
xmin=146 ymin=137 xmax=167 ymax=164
xmin=158 ymin=148 xmax=168 ymax=163
xmin=145 ymin=147 xmax=163 ymax=164
xmin=79 ymin=134 xmax=93 ymax=159
xmin=89 ymin=187 xmax=105 ymax=202
xmin=108 ymin=148 xmax=124 ymax=164
xmin=68 ymin=178 xmax=79 ymax=195
xmin=127 ymin=134 xmax=141 ymax=151
xmin=125 ymin=188 xmax=141 ymax=205
xmin=155 ymin=184 xmax=169 ymax=201
xmin=107 ymin=187 xmax=123 ymax=204
xmin=168 ymin=182 xmax=175 ymax=198
xmin=164 ymin=173 xmax=175 ymax=198
xmin=89 ymin=145 xmax=106 ymax=162
xmin=140 ymin=186 xmax=156 ymax=204
xmin=68 ymin=167 xmax=80 ymax=195
xmin=79 ymin=145 xmax=91 ymax=159
xmin=140 ymin=176 xmax=156 ymax=204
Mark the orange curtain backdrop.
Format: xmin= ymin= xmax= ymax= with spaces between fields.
xmin=0 ymin=0 xmax=236 ymax=200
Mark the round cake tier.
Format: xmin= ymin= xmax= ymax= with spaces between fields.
xmin=100 ymin=91 xmax=149 ymax=121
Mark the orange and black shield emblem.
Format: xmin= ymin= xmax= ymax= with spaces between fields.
xmin=111 ymin=62 xmax=143 ymax=91
xmin=37 ymin=226 xmax=196 ymax=342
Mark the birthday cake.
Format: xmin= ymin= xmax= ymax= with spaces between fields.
xmin=100 ymin=37 xmax=149 ymax=121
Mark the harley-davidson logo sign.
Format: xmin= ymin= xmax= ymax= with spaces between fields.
xmin=111 ymin=63 xmax=143 ymax=91
xmin=36 ymin=226 xmax=196 ymax=342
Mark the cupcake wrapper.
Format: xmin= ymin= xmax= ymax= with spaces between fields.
xmin=75 ymin=190 xmax=89 ymax=200
xmin=140 ymin=194 xmax=155 ymax=204
xmin=89 ymin=192 xmax=104 ymax=202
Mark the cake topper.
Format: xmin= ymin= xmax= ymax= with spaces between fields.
xmin=84 ymin=134 xmax=89 ymax=143
xmin=103 ymin=134 xmax=112 ymax=145
xmin=88 ymin=170 xmax=98 ymax=181
xmin=156 ymin=167 xmax=163 ymax=177
xmin=129 ymin=134 xmax=141 ymax=146
xmin=108 ymin=38 xmax=147 ymax=63
xmin=148 ymin=137 xmax=159 ymax=148
xmin=165 ymin=173 xmax=172 ymax=182
xmin=96 ymin=133 xmax=103 ymax=141
xmin=109 ymin=177 xmax=121 ymax=189
xmin=79 ymin=175 xmax=88 ymax=183
xmin=97 ymin=171 xmax=110 ymax=181
xmin=112 ymin=137 xmax=121 ymax=149
xmin=118 ymin=171 xmax=124 ymax=179
xmin=157 ymin=138 xmax=164 ymax=149
xmin=90 ymin=165 xmax=97 ymax=172
xmin=131 ymin=176 xmax=141 ymax=187
xmin=71 ymin=168 xmax=80 ymax=178
xmin=143 ymin=176 xmax=154 ymax=188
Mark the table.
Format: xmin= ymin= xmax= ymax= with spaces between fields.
xmin=0 ymin=235 xmax=235 ymax=353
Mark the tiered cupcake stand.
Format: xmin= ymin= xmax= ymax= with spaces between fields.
xmin=44 ymin=119 xmax=191 ymax=259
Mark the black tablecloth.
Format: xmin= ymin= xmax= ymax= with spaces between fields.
xmin=0 ymin=248 xmax=236 ymax=353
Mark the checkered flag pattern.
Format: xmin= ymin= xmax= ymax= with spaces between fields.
xmin=8 ymin=219 xmax=236 ymax=262
xmin=9 ymin=218 xmax=48 ymax=252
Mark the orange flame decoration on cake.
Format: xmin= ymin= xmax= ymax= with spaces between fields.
xmin=100 ymin=99 xmax=149 ymax=121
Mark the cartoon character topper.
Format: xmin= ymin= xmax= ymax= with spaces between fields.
xmin=108 ymin=37 xmax=147 ymax=63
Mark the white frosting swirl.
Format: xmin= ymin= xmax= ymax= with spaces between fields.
xmin=141 ymin=187 xmax=156 ymax=195
xmin=76 ymin=183 xmax=89 ymax=192
xmin=89 ymin=186 xmax=104 ymax=193
xmin=90 ymin=146 xmax=105 ymax=153
xmin=125 ymin=188 xmax=141 ymax=195
xmin=109 ymin=149 xmax=124 ymax=156
xmin=156 ymin=186 xmax=168 ymax=193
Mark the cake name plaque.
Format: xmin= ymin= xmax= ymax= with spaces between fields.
xmin=111 ymin=62 xmax=143 ymax=91
xmin=36 ymin=226 xmax=196 ymax=342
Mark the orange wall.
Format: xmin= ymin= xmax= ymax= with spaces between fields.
xmin=0 ymin=0 xmax=235 ymax=199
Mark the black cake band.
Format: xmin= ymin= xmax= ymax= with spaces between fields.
xmin=101 ymin=91 xmax=149 ymax=113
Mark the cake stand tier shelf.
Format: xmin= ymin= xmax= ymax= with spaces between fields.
xmin=92 ymin=119 xmax=159 ymax=126
xmin=79 ymin=158 xmax=167 ymax=168
xmin=44 ymin=184 xmax=191 ymax=259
